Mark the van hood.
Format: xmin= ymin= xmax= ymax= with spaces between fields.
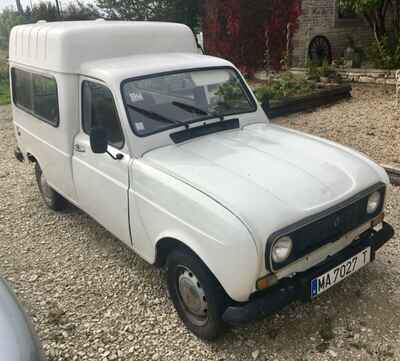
xmin=143 ymin=123 xmax=385 ymax=249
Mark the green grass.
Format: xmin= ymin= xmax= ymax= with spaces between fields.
xmin=0 ymin=49 xmax=10 ymax=105
xmin=0 ymin=79 xmax=10 ymax=105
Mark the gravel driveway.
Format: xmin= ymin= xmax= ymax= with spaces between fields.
xmin=275 ymin=84 xmax=400 ymax=167
xmin=0 ymin=84 xmax=399 ymax=361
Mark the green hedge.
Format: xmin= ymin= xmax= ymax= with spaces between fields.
xmin=0 ymin=69 xmax=9 ymax=105
xmin=0 ymin=51 xmax=9 ymax=105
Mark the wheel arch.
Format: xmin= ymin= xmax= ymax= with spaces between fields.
xmin=154 ymin=236 xmax=234 ymax=303
xmin=26 ymin=152 xmax=38 ymax=163
xmin=155 ymin=237 xmax=192 ymax=268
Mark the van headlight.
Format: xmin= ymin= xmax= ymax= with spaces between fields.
xmin=367 ymin=191 xmax=381 ymax=214
xmin=272 ymin=236 xmax=293 ymax=263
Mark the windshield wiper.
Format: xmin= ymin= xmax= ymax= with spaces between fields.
xmin=127 ymin=104 xmax=187 ymax=127
xmin=172 ymin=101 xmax=210 ymax=116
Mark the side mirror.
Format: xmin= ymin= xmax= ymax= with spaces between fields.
xmin=90 ymin=127 xmax=108 ymax=154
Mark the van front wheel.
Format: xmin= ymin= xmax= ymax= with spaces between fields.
xmin=166 ymin=248 xmax=227 ymax=340
xmin=35 ymin=163 xmax=68 ymax=211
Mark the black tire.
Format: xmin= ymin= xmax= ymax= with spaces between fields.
xmin=35 ymin=163 xmax=68 ymax=211
xmin=166 ymin=248 xmax=227 ymax=340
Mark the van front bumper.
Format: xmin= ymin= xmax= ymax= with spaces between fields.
xmin=223 ymin=222 xmax=395 ymax=326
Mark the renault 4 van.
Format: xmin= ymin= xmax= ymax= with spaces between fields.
xmin=10 ymin=20 xmax=394 ymax=340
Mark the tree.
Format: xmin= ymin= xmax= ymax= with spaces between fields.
xmin=15 ymin=0 xmax=25 ymax=16
xmin=29 ymin=1 xmax=59 ymax=21
xmin=0 ymin=1 xmax=101 ymax=51
xmin=0 ymin=8 xmax=24 ymax=49
xmin=95 ymin=0 xmax=201 ymax=30
xmin=158 ymin=0 xmax=202 ymax=31
xmin=341 ymin=0 xmax=400 ymax=68
xmin=341 ymin=0 xmax=400 ymax=43
xmin=23 ymin=1 xmax=100 ymax=22
xmin=96 ymin=0 xmax=161 ymax=20
xmin=62 ymin=1 xmax=101 ymax=20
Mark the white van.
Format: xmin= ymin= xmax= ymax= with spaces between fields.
xmin=10 ymin=20 xmax=394 ymax=340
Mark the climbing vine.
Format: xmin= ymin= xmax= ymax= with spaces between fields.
xmin=204 ymin=0 xmax=302 ymax=76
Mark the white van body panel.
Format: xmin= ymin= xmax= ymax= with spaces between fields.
xmin=129 ymin=160 xmax=259 ymax=302
xmin=9 ymin=21 xmax=198 ymax=73
xmin=11 ymin=70 xmax=79 ymax=202
xmin=9 ymin=21 xmax=390 ymax=303
xmin=141 ymin=123 xmax=389 ymax=278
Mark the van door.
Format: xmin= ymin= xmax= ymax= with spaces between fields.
xmin=72 ymin=79 xmax=132 ymax=247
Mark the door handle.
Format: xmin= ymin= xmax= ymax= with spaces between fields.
xmin=74 ymin=144 xmax=86 ymax=153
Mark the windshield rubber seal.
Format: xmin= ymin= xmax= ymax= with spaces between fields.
xmin=120 ymin=66 xmax=258 ymax=138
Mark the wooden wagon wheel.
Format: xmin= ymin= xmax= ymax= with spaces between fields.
xmin=308 ymin=35 xmax=332 ymax=66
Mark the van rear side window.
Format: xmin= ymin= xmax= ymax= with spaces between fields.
xmin=12 ymin=68 xmax=32 ymax=110
xmin=12 ymin=68 xmax=59 ymax=127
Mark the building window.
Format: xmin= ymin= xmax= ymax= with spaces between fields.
xmin=11 ymin=68 xmax=59 ymax=126
xmin=338 ymin=0 xmax=357 ymax=19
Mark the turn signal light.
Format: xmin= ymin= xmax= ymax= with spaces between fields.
xmin=371 ymin=212 xmax=384 ymax=227
xmin=256 ymin=274 xmax=278 ymax=290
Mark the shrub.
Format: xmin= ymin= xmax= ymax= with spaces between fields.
xmin=254 ymin=72 xmax=316 ymax=101
xmin=0 ymin=61 xmax=10 ymax=105
xmin=306 ymin=60 xmax=339 ymax=81
xmin=368 ymin=35 xmax=400 ymax=69
xmin=319 ymin=60 xmax=336 ymax=77
xmin=346 ymin=35 xmax=365 ymax=68
xmin=0 ymin=8 xmax=25 ymax=50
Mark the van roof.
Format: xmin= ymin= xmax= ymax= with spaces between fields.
xmin=9 ymin=20 xmax=198 ymax=74
xmin=80 ymin=53 xmax=233 ymax=84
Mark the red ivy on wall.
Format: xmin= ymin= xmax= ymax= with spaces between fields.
xmin=204 ymin=0 xmax=302 ymax=77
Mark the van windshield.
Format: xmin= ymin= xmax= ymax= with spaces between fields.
xmin=121 ymin=68 xmax=256 ymax=137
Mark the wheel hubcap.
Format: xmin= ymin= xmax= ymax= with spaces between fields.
xmin=177 ymin=267 xmax=208 ymax=325
xmin=40 ymin=173 xmax=53 ymax=203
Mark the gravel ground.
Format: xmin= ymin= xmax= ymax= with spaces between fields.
xmin=275 ymin=84 xmax=400 ymax=167
xmin=0 ymin=84 xmax=399 ymax=361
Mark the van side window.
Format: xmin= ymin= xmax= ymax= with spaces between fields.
xmin=11 ymin=68 xmax=59 ymax=126
xmin=82 ymin=81 xmax=124 ymax=149
xmin=32 ymin=74 xmax=59 ymax=125
xmin=12 ymin=68 xmax=32 ymax=110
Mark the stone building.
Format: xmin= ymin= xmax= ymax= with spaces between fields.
xmin=292 ymin=0 xmax=373 ymax=66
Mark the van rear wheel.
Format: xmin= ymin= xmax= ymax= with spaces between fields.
xmin=166 ymin=248 xmax=227 ymax=340
xmin=35 ymin=163 xmax=68 ymax=211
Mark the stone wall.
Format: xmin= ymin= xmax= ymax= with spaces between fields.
xmin=292 ymin=0 xmax=374 ymax=66
xmin=337 ymin=69 xmax=397 ymax=85
xmin=289 ymin=67 xmax=398 ymax=85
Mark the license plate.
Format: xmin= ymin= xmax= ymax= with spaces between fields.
xmin=311 ymin=247 xmax=371 ymax=298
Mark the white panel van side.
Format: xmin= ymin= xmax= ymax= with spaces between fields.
xmin=11 ymin=67 xmax=79 ymax=203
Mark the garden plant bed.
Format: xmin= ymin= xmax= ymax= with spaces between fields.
xmin=263 ymin=84 xmax=352 ymax=118
xmin=251 ymin=71 xmax=352 ymax=119
xmin=382 ymin=165 xmax=400 ymax=186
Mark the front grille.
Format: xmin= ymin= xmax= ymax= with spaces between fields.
xmin=267 ymin=183 xmax=386 ymax=271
